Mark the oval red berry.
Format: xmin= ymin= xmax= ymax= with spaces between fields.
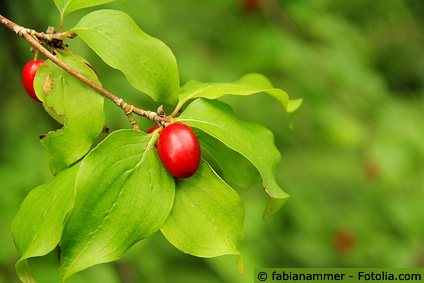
xmin=146 ymin=125 xmax=160 ymax=134
xmin=22 ymin=60 xmax=45 ymax=102
xmin=157 ymin=122 xmax=201 ymax=178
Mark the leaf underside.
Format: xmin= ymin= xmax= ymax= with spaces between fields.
xmin=54 ymin=0 xmax=116 ymax=16
xmin=177 ymin=73 xmax=302 ymax=113
xmin=195 ymin=130 xmax=260 ymax=188
xmin=34 ymin=50 xmax=104 ymax=175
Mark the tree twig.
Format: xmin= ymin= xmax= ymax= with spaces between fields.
xmin=0 ymin=14 xmax=165 ymax=126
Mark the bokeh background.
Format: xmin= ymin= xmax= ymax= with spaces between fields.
xmin=1 ymin=0 xmax=424 ymax=282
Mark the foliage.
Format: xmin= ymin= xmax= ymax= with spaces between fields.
xmin=72 ymin=9 xmax=180 ymax=105
xmin=2 ymin=0 xmax=300 ymax=282
xmin=34 ymin=51 xmax=104 ymax=174
xmin=1 ymin=0 xmax=424 ymax=283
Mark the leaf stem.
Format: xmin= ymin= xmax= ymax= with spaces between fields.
xmin=170 ymin=102 xmax=183 ymax=117
xmin=0 ymin=14 xmax=166 ymax=126
xmin=33 ymin=50 xmax=39 ymax=60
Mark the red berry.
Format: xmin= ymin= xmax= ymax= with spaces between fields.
xmin=241 ymin=0 xmax=262 ymax=12
xmin=334 ymin=230 xmax=356 ymax=254
xmin=146 ymin=125 xmax=160 ymax=134
xmin=147 ymin=125 xmax=161 ymax=148
xmin=157 ymin=122 xmax=201 ymax=178
xmin=22 ymin=60 xmax=45 ymax=102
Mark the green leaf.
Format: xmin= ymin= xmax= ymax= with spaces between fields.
xmin=12 ymin=165 xmax=79 ymax=283
xmin=196 ymin=130 xmax=260 ymax=188
xmin=54 ymin=0 xmax=116 ymax=16
xmin=59 ymin=129 xmax=175 ymax=281
xmin=176 ymin=73 xmax=301 ymax=114
xmin=72 ymin=9 xmax=179 ymax=105
xmin=161 ymin=160 xmax=244 ymax=257
xmin=34 ymin=50 xmax=104 ymax=175
xmin=177 ymin=98 xmax=289 ymax=218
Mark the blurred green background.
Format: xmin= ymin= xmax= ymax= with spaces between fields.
xmin=1 ymin=0 xmax=424 ymax=282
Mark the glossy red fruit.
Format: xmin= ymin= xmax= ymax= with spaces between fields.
xmin=147 ymin=125 xmax=160 ymax=148
xmin=157 ymin=122 xmax=201 ymax=178
xmin=22 ymin=60 xmax=45 ymax=102
xmin=146 ymin=125 xmax=160 ymax=134
xmin=241 ymin=0 xmax=262 ymax=12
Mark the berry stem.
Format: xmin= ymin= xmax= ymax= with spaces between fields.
xmin=33 ymin=50 xmax=39 ymax=60
xmin=0 ymin=14 xmax=166 ymax=127
xmin=126 ymin=113 xmax=141 ymax=131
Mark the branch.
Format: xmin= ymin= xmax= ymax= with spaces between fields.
xmin=0 ymin=14 xmax=165 ymax=125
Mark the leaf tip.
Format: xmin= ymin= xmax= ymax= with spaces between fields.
xmin=15 ymin=259 xmax=37 ymax=283
xmin=262 ymin=194 xmax=290 ymax=220
xmin=287 ymin=98 xmax=303 ymax=113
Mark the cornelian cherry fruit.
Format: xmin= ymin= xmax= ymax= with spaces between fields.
xmin=146 ymin=125 xmax=160 ymax=134
xmin=22 ymin=60 xmax=45 ymax=102
xmin=241 ymin=0 xmax=262 ymax=12
xmin=147 ymin=125 xmax=160 ymax=148
xmin=157 ymin=122 xmax=201 ymax=178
